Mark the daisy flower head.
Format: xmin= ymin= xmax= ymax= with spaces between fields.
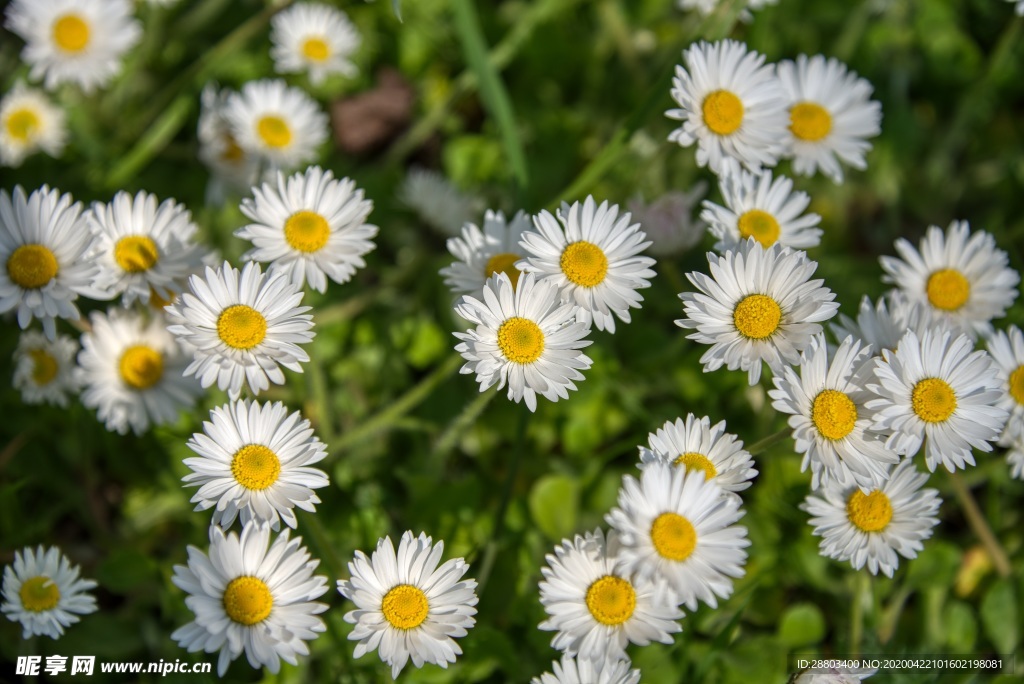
xmin=13 ymin=330 xmax=79 ymax=407
xmin=237 ymin=166 xmax=377 ymax=293
xmin=639 ymin=414 xmax=757 ymax=494
xmin=518 ymin=196 xmax=657 ymax=333
xmin=678 ymin=0 xmax=778 ymax=21
xmin=879 ymin=220 xmax=1020 ymax=339
xmin=2 ymin=545 xmax=97 ymax=640
xmin=802 ymin=459 xmax=940 ymax=577
xmin=171 ymin=523 xmax=328 ymax=677
xmin=829 ymin=291 xmax=938 ymax=357
xmin=627 ymin=183 xmax=707 ymax=258
xmin=866 ymin=328 xmax=1008 ymax=472
xmin=398 ymin=167 xmax=480 ymax=237
xmin=165 ymin=260 xmax=315 ymax=400
xmin=224 ymin=79 xmax=328 ymax=171
xmin=677 ymin=239 xmax=839 ymax=385
xmin=0 ymin=185 xmax=97 ymax=339
xmin=1006 ymin=433 xmax=1024 ymax=480
xmin=440 ymin=209 xmax=532 ymax=296
xmin=666 ymin=39 xmax=788 ymax=174
xmin=4 ymin=0 xmax=142 ymax=93
xmin=538 ymin=528 xmax=682 ymax=663
xmin=453 ymin=272 xmax=593 ymax=412
xmin=198 ymin=84 xmax=260 ymax=198
xmin=532 ymin=654 xmax=640 ymax=684
xmin=986 ymin=325 xmax=1024 ymax=444
xmin=338 ymin=531 xmax=478 ymax=679
xmin=0 ymin=82 xmax=66 ymax=167
xmin=270 ymin=2 xmax=361 ymax=86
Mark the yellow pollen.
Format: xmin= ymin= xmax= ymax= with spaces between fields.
xmin=789 ymin=102 xmax=832 ymax=142
xmin=702 ymin=90 xmax=744 ymax=135
xmin=230 ymin=444 xmax=281 ymax=490
xmin=650 ymin=512 xmax=698 ymax=561
xmin=672 ymin=452 xmax=717 ymax=480
xmin=5 ymin=108 xmax=40 ymax=143
xmin=926 ymin=268 xmax=970 ymax=312
xmin=19 ymin=576 xmax=60 ymax=612
xmin=737 ymin=209 xmax=781 ymax=247
xmin=911 ymin=377 xmax=957 ymax=423
xmin=118 ymin=345 xmax=164 ymax=390
xmin=114 ymin=235 xmax=159 ymax=273
xmin=484 ymin=252 xmax=523 ymax=288
xmin=560 ymin=241 xmax=608 ymax=288
xmin=733 ymin=294 xmax=782 ymax=340
xmin=256 ymin=115 xmax=292 ymax=149
xmin=301 ymin=37 xmax=330 ymax=62
xmin=1009 ymin=366 xmax=1024 ymax=406
xmin=585 ymin=575 xmax=636 ymax=626
xmin=28 ymin=348 xmax=59 ymax=386
xmin=811 ymin=389 xmax=858 ymax=440
xmin=284 ymin=211 xmax=331 ymax=253
xmin=846 ymin=489 xmax=893 ymax=532
xmin=222 ymin=576 xmax=273 ymax=625
xmin=217 ymin=305 xmax=268 ymax=350
xmin=496 ymin=317 xmax=545 ymax=364
xmin=7 ymin=244 xmax=58 ymax=289
xmin=381 ymin=584 xmax=429 ymax=630
xmin=52 ymin=14 xmax=90 ymax=53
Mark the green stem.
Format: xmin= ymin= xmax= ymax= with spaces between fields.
xmin=432 ymin=390 xmax=496 ymax=461
xmin=745 ymin=427 xmax=790 ymax=456
xmin=850 ymin=571 xmax=870 ymax=657
xmin=948 ymin=471 xmax=1011 ymax=578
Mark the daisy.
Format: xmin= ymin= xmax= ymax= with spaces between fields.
xmin=0 ymin=82 xmax=66 ymax=167
xmin=677 ymin=0 xmax=778 ymax=20
xmin=0 ymin=185 xmax=97 ymax=340
xmin=538 ymin=528 xmax=682 ymax=663
xmin=338 ymin=531 xmax=478 ymax=679
xmin=639 ymin=414 xmax=757 ymax=493
xmin=627 ymin=184 xmax=707 ymax=258
xmin=1006 ymin=434 xmax=1024 ymax=480
xmin=12 ymin=330 xmax=79 ymax=407
xmin=791 ymin=666 xmax=876 ymax=683
xmin=777 ymin=54 xmax=882 ymax=183
xmin=866 ymin=329 xmax=1008 ymax=472
xmin=165 ymin=261 xmax=315 ymax=399
xmin=453 ymin=272 xmax=593 ymax=412
xmin=518 ymin=196 xmax=657 ymax=333
xmin=677 ymin=239 xmax=839 ymax=385
xmin=532 ymin=654 xmax=641 ymax=684
xmin=879 ymin=221 xmax=1019 ymax=339
xmin=701 ymin=165 xmax=822 ymax=251
xmin=985 ymin=325 xmax=1024 ymax=444
xmin=801 ymin=459 xmax=940 ymax=577
xmin=171 ymin=523 xmax=329 ymax=677
xmin=237 ymin=166 xmax=378 ymax=293
xmin=666 ymin=39 xmax=788 ymax=174
xmin=4 ymin=0 xmax=142 ymax=93
xmin=270 ymin=2 xmax=361 ymax=86
xmin=224 ymin=79 xmax=328 ymax=171
xmin=198 ymin=84 xmax=260 ymax=199
xmin=398 ymin=167 xmax=480 ymax=237
xmin=1 ymin=545 xmax=97 ymax=640
xmin=829 ymin=292 xmax=936 ymax=356
xmin=183 ymin=399 xmax=329 ymax=530
xmin=441 ymin=209 xmax=532 ymax=296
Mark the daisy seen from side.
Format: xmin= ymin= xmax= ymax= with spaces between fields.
xmin=0 ymin=82 xmax=66 ymax=167
xmin=440 ymin=209 xmax=532 ymax=296
xmin=13 ymin=330 xmax=79 ymax=407
xmin=270 ymin=2 xmax=360 ymax=86
xmin=627 ymin=183 xmax=707 ymax=258
xmin=224 ymin=79 xmax=328 ymax=171
xmin=639 ymin=414 xmax=757 ymax=494
xmin=398 ymin=167 xmax=481 ymax=237
xmin=2 ymin=545 xmax=97 ymax=640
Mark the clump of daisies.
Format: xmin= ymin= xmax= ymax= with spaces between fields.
xmin=0 ymin=82 xmax=66 ymax=167
xmin=2 ymin=545 xmax=97 ymax=639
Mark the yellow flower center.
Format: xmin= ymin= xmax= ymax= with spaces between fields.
xmin=789 ymin=102 xmax=832 ymax=142
xmin=284 ymin=211 xmax=331 ymax=253
xmin=811 ymin=389 xmax=858 ymax=441
xmin=911 ymin=377 xmax=957 ymax=423
xmin=926 ymin=268 xmax=970 ymax=311
xmin=560 ymin=241 xmax=608 ymax=288
xmin=114 ymin=235 xmax=159 ymax=273
xmin=28 ymin=348 xmax=59 ymax=386
xmin=484 ymin=252 xmax=523 ymax=288
xmin=702 ymin=90 xmax=744 ymax=135
xmin=650 ymin=512 xmax=697 ymax=561
xmin=301 ymin=37 xmax=331 ymax=62
xmin=381 ymin=584 xmax=430 ymax=630
xmin=217 ymin=305 xmax=268 ymax=350
xmin=230 ymin=444 xmax=281 ymax=491
xmin=1009 ymin=365 xmax=1024 ymax=406
xmin=496 ymin=317 xmax=545 ymax=364
xmin=737 ymin=209 xmax=781 ymax=247
xmin=19 ymin=576 xmax=60 ymax=612
xmin=256 ymin=115 xmax=293 ymax=149
xmin=7 ymin=244 xmax=58 ymax=289
xmin=585 ymin=575 xmax=636 ymax=626
xmin=222 ymin=576 xmax=273 ymax=625
xmin=733 ymin=294 xmax=782 ymax=340
xmin=118 ymin=345 xmax=164 ymax=390
xmin=5 ymin=108 xmax=40 ymax=143
xmin=52 ymin=14 xmax=90 ymax=53
xmin=672 ymin=452 xmax=717 ymax=480
xmin=846 ymin=489 xmax=893 ymax=532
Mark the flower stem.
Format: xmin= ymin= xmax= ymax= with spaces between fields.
xmin=947 ymin=471 xmax=1011 ymax=578
xmin=850 ymin=571 xmax=870 ymax=657
xmin=745 ymin=427 xmax=791 ymax=456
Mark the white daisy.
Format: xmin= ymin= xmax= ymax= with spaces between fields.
xmin=12 ymin=330 xmax=79 ymax=407
xmin=440 ymin=209 xmax=532 ymax=296
xmin=453 ymin=272 xmax=593 ymax=412
xmin=677 ymin=239 xmax=839 ymax=385
xmin=639 ymin=414 xmax=757 ymax=494
xmin=338 ymin=531 xmax=478 ymax=679
xmin=666 ymin=39 xmax=788 ymax=174
xmin=627 ymin=184 xmax=707 ymax=258
xmin=801 ymin=459 xmax=940 ymax=577
xmin=519 ymin=196 xmax=657 ymax=333
xmin=791 ymin=666 xmax=876 ymax=684
xmin=398 ymin=167 xmax=481 ymax=237
xmin=532 ymin=654 xmax=641 ymax=684
xmin=829 ymin=292 xmax=935 ymax=356
xmin=777 ymin=54 xmax=882 ymax=183
xmin=270 ymin=2 xmax=360 ymax=86
xmin=677 ymin=0 xmax=778 ymax=21
xmin=236 ymin=165 xmax=378 ymax=293
xmin=171 ymin=523 xmax=329 ymax=677
xmin=866 ymin=329 xmax=1008 ymax=472
xmin=165 ymin=261 xmax=315 ymax=400
xmin=879 ymin=221 xmax=1020 ymax=339
xmin=0 ymin=82 xmax=66 ymax=167
xmin=4 ymin=0 xmax=142 ymax=93
xmin=538 ymin=528 xmax=682 ymax=663
xmin=0 ymin=185 xmax=97 ymax=340
xmin=985 ymin=325 xmax=1024 ymax=444
xmin=198 ymin=84 xmax=261 ymax=199
xmin=1006 ymin=434 xmax=1024 ymax=480
xmin=1010 ymin=0 xmax=1024 ymax=17
xmin=1 ymin=545 xmax=97 ymax=640
xmin=224 ymin=79 xmax=328 ymax=171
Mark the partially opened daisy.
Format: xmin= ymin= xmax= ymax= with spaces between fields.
xmin=4 ymin=0 xmax=142 ymax=93
xmin=666 ymin=39 xmax=787 ymax=174
xmin=802 ymin=459 xmax=940 ymax=577
xmin=440 ymin=209 xmax=532 ymax=296
xmin=198 ymin=84 xmax=260 ymax=198
xmin=0 ymin=82 xmax=66 ymax=167
xmin=13 ymin=330 xmax=79 ymax=407
xmin=532 ymin=654 xmax=641 ymax=684
xmin=2 ymin=545 xmax=97 ymax=639
xmin=171 ymin=524 xmax=329 ymax=677
xmin=270 ymin=2 xmax=361 ymax=86
xmin=627 ymin=184 xmax=707 ymax=258
xmin=338 ymin=531 xmax=478 ymax=679
xmin=224 ymin=79 xmax=328 ymax=171
xmin=639 ymin=414 xmax=757 ymax=493
xmin=987 ymin=325 xmax=1024 ymax=443
xmin=518 ymin=196 xmax=657 ymax=333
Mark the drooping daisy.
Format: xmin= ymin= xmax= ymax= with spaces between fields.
xmin=398 ymin=167 xmax=480 ymax=237
xmin=791 ymin=665 xmax=877 ymax=684
xmin=666 ymin=39 xmax=788 ymax=174
xmin=0 ymin=82 xmax=66 ymax=167
xmin=532 ymin=654 xmax=641 ymax=684
xmin=866 ymin=329 xmax=1007 ymax=472
xmin=171 ymin=523 xmax=329 ymax=677
xmin=453 ymin=272 xmax=593 ymax=412
xmin=627 ymin=184 xmax=707 ymax=258
xmin=985 ymin=325 xmax=1024 ymax=444
xmin=701 ymin=165 xmax=822 ymax=252
xmin=538 ymin=528 xmax=682 ymax=662
xmin=224 ymin=79 xmax=328 ymax=171
xmin=0 ymin=185 xmax=97 ymax=339
xmin=4 ymin=0 xmax=142 ymax=93
xmin=440 ymin=209 xmax=532 ymax=296
xmin=1 ymin=545 xmax=97 ymax=640
xmin=236 ymin=166 xmax=378 ymax=293
xmin=198 ymin=84 xmax=261 ymax=199
xmin=270 ymin=2 xmax=361 ymax=86
xmin=879 ymin=221 xmax=1020 ymax=339
xmin=802 ymin=459 xmax=940 ymax=577
xmin=12 ymin=330 xmax=79 ymax=407
xmin=677 ymin=239 xmax=839 ymax=385
xmin=639 ymin=414 xmax=757 ymax=493
xmin=338 ymin=531 xmax=478 ymax=679
xmin=165 ymin=261 xmax=315 ymax=399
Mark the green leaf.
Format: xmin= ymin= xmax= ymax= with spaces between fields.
xmin=777 ymin=603 xmax=826 ymax=648
xmin=528 ymin=474 xmax=579 ymax=540
xmin=980 ymin=579 xmax=1019 ymax=654
xmin=942 ymin=599 xmax=977 ymax=651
